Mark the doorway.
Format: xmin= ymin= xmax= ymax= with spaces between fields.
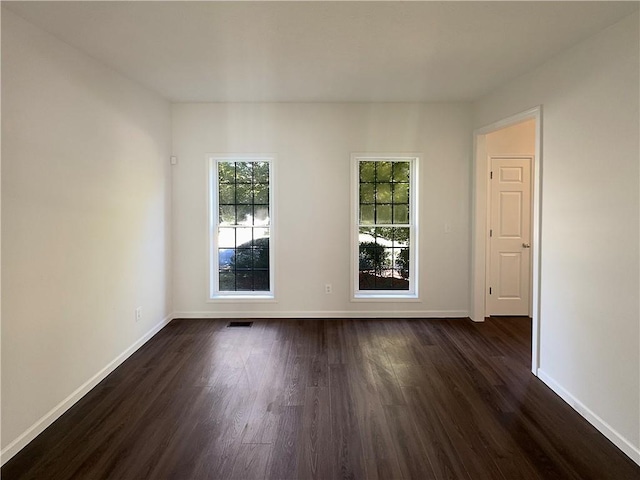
xmin=471 ymin=106 xmax=542 ymax=375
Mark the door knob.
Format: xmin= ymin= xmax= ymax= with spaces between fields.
xmin=522 ymin=243 xmax=531 ymax=248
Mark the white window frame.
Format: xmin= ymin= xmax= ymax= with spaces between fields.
xmin=208 ymin=155 xmax=276 ymax=301
xmin=351 ymin=154 xmax=419 ymax=300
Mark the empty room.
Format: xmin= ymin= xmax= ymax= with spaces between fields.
xmin=1 ymin=1 xmax=639 ymax=479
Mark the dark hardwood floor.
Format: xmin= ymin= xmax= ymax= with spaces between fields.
xmin=3 ymin=317 xmax=639 ymax=479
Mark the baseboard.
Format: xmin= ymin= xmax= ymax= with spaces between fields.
xmin=172 ymin=310 xmax=469 ymax=319
xmin=537 ymin=369 xmax=640 ymax=466
xmin=0 ymin=314 xmax=173 ymax=466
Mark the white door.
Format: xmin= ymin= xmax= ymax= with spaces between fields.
xmin=487 ymin=157 xmax=532 ymax=316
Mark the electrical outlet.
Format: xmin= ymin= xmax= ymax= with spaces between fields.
xmin=325 ymin=284 xmax=332 ymax=294
xmin=135 ymin=307 xmax=142 ymax=322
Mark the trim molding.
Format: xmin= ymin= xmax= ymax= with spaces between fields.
xmin=0 ymin=314 xmax=173 ymax=466
xmin=172 ymin=310 xmax=469 ymax=319
xmin=538 ymin=369 xmax=640 ymax=466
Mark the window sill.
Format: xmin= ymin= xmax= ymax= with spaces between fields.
xmin=208 ymin=294 xmax=276 ymax=303
xmin=352 ymin=293 xmax=420 ymax=302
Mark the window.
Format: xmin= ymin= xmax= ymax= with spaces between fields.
xmin=210 ymin=156 xmax=274 ymax=299
xmin=353 ymin=155 xmax=418 ymax=298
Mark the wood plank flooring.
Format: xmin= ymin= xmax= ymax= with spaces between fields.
xmin=3 ymin=317 xmax=639 ymax=479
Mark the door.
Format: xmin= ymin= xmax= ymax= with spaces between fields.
xmin=487 ymin=157 xmax=532 ymax=316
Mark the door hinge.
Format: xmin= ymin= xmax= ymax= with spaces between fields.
xmin=490 ymin=171 xmax=493 ymax=179
xmin=489 ymin=229 xmax=493 ymax=237
xmin=489 ymin=287 xmax=492 ymax=295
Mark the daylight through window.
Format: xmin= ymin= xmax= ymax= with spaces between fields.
xmin=211 ymin=158 xmax=273 ymax=297
xmin=355 ymin=156 xmax=417 ymax=297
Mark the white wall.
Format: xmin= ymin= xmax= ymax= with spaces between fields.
xmin=485 ymin=119 xmax=535 ymax=157
xmin=172 ymin=103 xmax=472 ymax=317
xmin=475 ymin=12 xmax=640 ymax=462
xmin=1 ymin=9 xmax=172 ymax=460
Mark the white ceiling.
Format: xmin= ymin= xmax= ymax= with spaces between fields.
xmin=4 ymin=1 xmax=639 ymax=102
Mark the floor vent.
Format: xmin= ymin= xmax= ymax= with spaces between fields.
xmin=227 ymin=321 xmax=253 ymax=328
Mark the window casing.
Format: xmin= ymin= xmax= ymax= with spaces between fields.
xmin=210 ymin=156 xmax=274 ymax=299
xmin=353 ymin=155 xmax=418 ymax=299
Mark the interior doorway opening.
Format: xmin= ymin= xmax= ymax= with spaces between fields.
xmin=471 ymin=107 xmax=542 ymax=375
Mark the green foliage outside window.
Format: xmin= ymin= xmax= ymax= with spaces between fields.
xmin=217 ymin=160 xmax=270 ymax=292
xmin=358 ymin=160 xmax=412 ymax=291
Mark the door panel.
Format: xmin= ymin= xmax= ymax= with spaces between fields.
xmin=499 ymin=191 xmax=523 ymax=237
xmin=499 ymin=166 xmax=523 ymax=182
xmin=498 ymin=252 xmax=522 ymax=298
xmin=487 ymin=158 xmax=531 ymax=316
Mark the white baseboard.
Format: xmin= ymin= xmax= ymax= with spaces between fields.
xmin=0 ymin=314 xmax=172 ymax=466
xmin=537 ymin=369 xmax=640 ymax=466
xmin=172 ymin=310 xmax=469 ymax=319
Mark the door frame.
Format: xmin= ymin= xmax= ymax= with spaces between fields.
xmin=471 ymin=106 xmax=542 ymax=375
xmin=485 ymin=155 xmax=534 ymax=316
